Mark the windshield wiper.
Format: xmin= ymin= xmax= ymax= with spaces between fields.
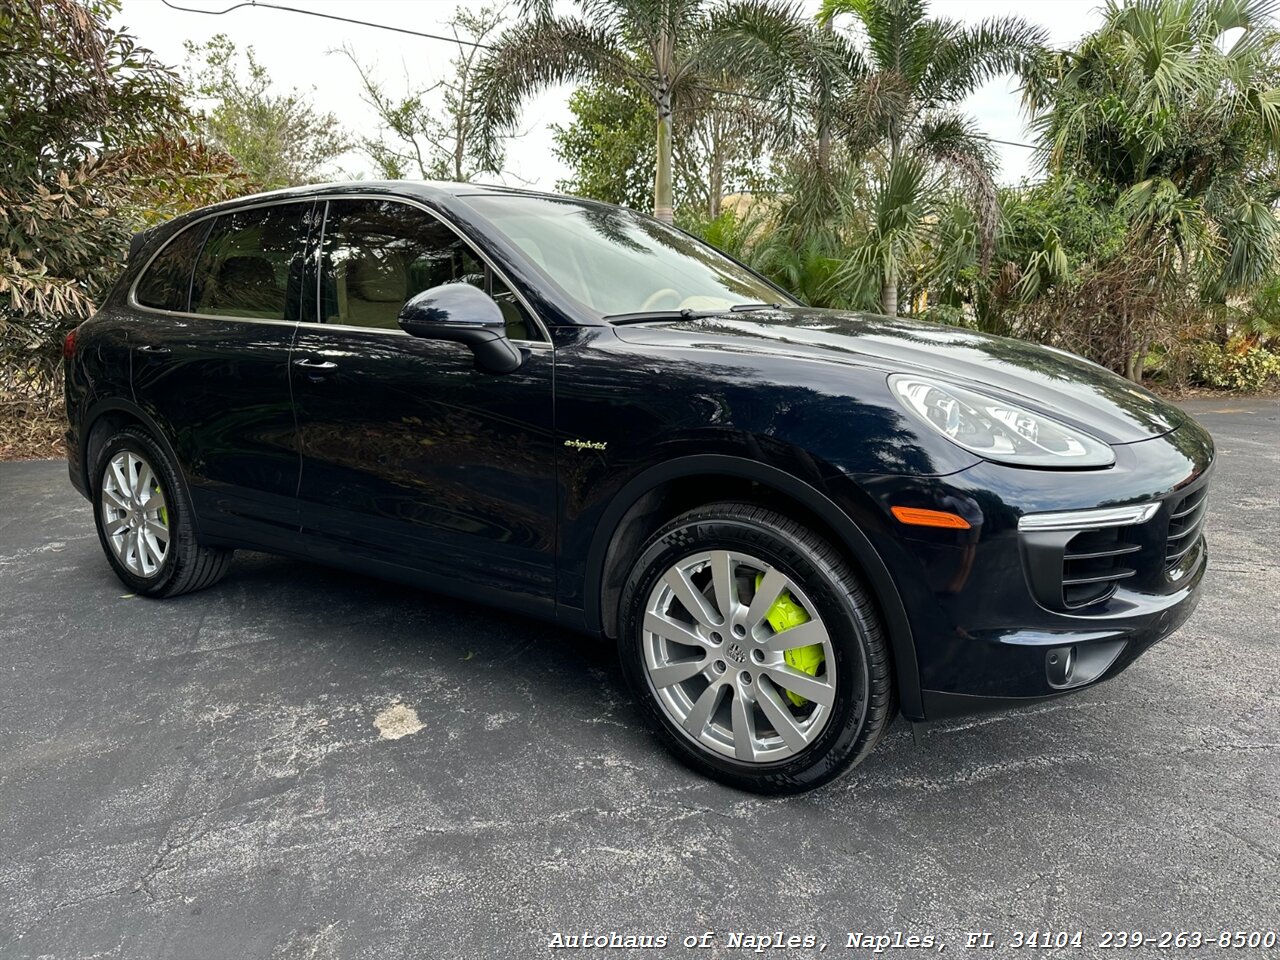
xmin=677 ymin=302 xmax=784 ymax=320
xmin=605 ymin=302 xmax=785 ymax=325
xmin=606 ymin=310 xmax=685 ymax=325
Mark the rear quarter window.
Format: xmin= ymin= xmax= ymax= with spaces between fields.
xmin=190 ymin=203 xmax=313 ymax=321
xmin=134 ymin=221 xmax=213 ymax=312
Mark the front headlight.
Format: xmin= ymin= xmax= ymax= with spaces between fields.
xmin=889 ymin=375 xmax=1115 ymax=468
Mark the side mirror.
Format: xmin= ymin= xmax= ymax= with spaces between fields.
xmin=397 ymin=283 xmax=523 ymax=374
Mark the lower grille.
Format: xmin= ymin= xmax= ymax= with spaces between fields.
xmin=1166 ymin=485 xmax=1209 ymax=571
xmin=1061 ymin=527 xmax=1139 ymax=608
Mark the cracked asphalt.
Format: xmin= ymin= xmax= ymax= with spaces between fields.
xmin=1 ymin=398 xmax=1277 ymax=960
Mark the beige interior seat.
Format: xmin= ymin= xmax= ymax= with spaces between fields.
xmin=209 ymin=255 xmax=281 ymax=318
xmin=344 ymin=253 xmax=408 ymax=329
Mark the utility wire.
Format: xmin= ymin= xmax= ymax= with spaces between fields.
xmin=156 ymin=0 xmax=1041 ymax=150
xmin=157 ymin=0 xmax=498 ymax=49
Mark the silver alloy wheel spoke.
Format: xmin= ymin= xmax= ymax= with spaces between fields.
xmin=744 ymin=567 xmax=787 ymax=632
xmin=708 ymin=550 xmax=737 ymax=624
xmin=663 ymin=566 xmax=719 ymax=627
xmin=730 ymin=689 xmax=758 ymax=761
xmin=101 ymin=449 xmax=169 ymax=579
xmin=755 ymin=677 xmax=811 ymax=753
xmin=762 ymin=664 xmax=835 ymax=708
xmin=764 ymin=619 xmax=829 ymax=653
xmin=644 ymin=610 xmax=711 ymax=650
xmin=684 ymin=683 xmax=725 ymax=738
xmin=642 ymin=549 xmax=837 ymax=764
xmin=136 ymin=461 xmax=155 ymax=499
xmin=650 ymin=657 xmax=708 ymax=688
xmin=103 ymin=487 xmax=131 ymax=512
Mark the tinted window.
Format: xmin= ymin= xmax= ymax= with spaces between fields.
xmin=318 ymin=198 xmax=541 ymax=339
xmin=462 ymin=194 xmax=792 ymax=317
xmin=191 ymin=203 xmax=312 ymax=320
xmin=135 ymin=220 xmax=212 ymax=311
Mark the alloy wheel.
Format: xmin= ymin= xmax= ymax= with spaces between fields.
xmin=641 ymin=550 xmax=836 ymax=763
xmin=101 ymin=450 xmax=170 ymax=578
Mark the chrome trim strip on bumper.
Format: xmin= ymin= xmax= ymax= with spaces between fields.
xmin=1018 ymin=502 xmax=1160 ymax=533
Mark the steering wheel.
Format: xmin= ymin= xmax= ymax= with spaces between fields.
xmin=638 ymin=287 xmax=682 ymax=312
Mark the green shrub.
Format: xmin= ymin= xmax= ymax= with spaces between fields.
xmin=1191 ymin=338 xmax=1280 ymax=391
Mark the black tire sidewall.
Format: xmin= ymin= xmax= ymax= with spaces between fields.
xmin=91 ymin=427 xmax=187 ymax=596
xmin=619 ymin=510 xmax=879 ymax=793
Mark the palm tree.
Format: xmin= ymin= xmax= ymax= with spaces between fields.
xmin=474 ymin=0 xmax=828 ymax=223
xmin=1027 ymin=0 xmax=1280 ymax=310
xmin=819 ymin=0 xmax=1045 ymax=316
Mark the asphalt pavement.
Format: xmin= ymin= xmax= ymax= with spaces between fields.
xmin=1 ymin=398 xmax=1277 ymax=960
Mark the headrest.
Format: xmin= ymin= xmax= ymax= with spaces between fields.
xmin=347 ymin=253 xmax=407 ymax=303
xmin=218 ymin=256 xmax=275 ymax=289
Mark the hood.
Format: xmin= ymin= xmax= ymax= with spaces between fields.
xmin=614 ymin=308 xmax=1185 ymax=444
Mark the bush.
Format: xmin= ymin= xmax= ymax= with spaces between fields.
xmin=1191 ymin=338 xmax=1280 ymax=391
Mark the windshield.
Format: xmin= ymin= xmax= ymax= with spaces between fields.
xmin=461 ymin=194 xmax=793 ymax=318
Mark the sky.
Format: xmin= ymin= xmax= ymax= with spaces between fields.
xmin=114 ymin=0 xmax=1108 ymax=190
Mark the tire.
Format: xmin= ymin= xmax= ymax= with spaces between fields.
xmin=91 ymin=425 xmax=233 ymax=597
xmin=618 ymin=502 xmax=894 ymax=794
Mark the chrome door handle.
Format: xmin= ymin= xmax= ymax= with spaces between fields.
xmin=137 ymin=344 xmax=171 ymax=355
xmin=292 ymin=358 xmax=338 ymax=372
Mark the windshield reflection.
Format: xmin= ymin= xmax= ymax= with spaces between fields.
xmin=463 ymin=194 xmax=793 ymax=318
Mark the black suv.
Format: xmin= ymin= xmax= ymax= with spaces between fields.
xmin=64 ymin=182 xmax=1214 ymax=793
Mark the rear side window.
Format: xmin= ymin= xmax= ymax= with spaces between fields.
xmin=191 ymin=203 xmax=312 ymax=320
xmin=134 ymin=221 xmax=212 ymax=311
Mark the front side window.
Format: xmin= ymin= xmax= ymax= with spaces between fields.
xmin=460 ymin=194 xmax=794 ymax=318
xmin=191 ymin=203 xmax=312 ymax=321
xmin=135 ymin=220 xmax=212 ymax=312
xmin=317 ymin=198 xmax=541 ymax=340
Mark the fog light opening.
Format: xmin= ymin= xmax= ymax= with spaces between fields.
xmin=1046 ymin=645 xmax=1077 ymax=688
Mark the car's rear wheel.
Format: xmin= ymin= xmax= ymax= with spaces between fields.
xmin=92 ymin=425 xmax=232 ymax=597
xmin=618 ymin=502 xmax=894 ymax=794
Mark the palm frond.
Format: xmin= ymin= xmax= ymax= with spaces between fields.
xmin=693 ymin=0 xmax=845 ymax=134
xmin=919 ymin=15 xmax=1048 ymax=104
xmin=473 ymin=16 xmax=640 ymax=171
xmin=914 ymin=113 xmax=998 ymax=269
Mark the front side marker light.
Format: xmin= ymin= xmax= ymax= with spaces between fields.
xmin=891 ymin=506 xmax=972 ymax=529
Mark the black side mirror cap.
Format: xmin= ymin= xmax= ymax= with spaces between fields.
xmin=397 ymin=283 xmax=523 ymax=374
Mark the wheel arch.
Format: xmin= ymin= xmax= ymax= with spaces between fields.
xmin=80 ymin=398 xmax=195 ymax=519
xmin=585 ymin=454 xmax=923 ymax=720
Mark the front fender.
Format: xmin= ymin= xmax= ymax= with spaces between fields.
xmin=578 ymin=453 xmax=924 ymax=721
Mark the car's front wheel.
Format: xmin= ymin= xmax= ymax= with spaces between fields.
xmin=618 ymin=502 xmax=895 ymax=794
xmin=92 ymin=425 xmax=233 ymax=597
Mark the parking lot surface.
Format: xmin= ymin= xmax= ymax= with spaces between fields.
xmin=1 ymin=399 xmax=1277 ymax=959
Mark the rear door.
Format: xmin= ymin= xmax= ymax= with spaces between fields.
xmin=290 ymin=197 xmax=557 ymax=610
xmin=129 ymin=201 xmax=315 ymax=547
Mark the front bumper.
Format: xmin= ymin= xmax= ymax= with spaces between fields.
xmin=832 ymin=417 xmax=1214 ymax=721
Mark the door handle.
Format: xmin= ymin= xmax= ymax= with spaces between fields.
xmin=293 ymin=358 xmax=338 ymax=378
xmin=137 ymin=344 xmax=171 ymax=355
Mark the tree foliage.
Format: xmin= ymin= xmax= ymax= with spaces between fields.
xmin=338 ymin=4 xmax=508 ymax=182
xmin=818 ymin=0 xmax=1046 ymax=315
xmin=475 ymin=0 xmax=830 ymax=221
xmin=2 ymin=0 xmax=246 ymax=399
xmin=184 ymin=33 xmax=351 ymax=189
xmin=551 ymin=73 xmax=776 ymax=216
xmin=1022 ymin=0 xmax=1280 ymax=378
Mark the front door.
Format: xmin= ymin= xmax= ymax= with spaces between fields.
xmin=290 ymin=197 xmax=557 ymax=610
xmin=130 ymin=200 xmax=315 ymax=546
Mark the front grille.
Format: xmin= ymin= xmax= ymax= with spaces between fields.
xmin=1061 ymin=527 xmax=1140 ymax=608
xmin=1166 ymin=485 xmax=1209 ymax=571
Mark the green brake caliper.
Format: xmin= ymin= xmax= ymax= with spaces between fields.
xmin=755 ymin=573 xmax=825 ymax=707
xmin=153 ymin=480 xmax=168 ymax=526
